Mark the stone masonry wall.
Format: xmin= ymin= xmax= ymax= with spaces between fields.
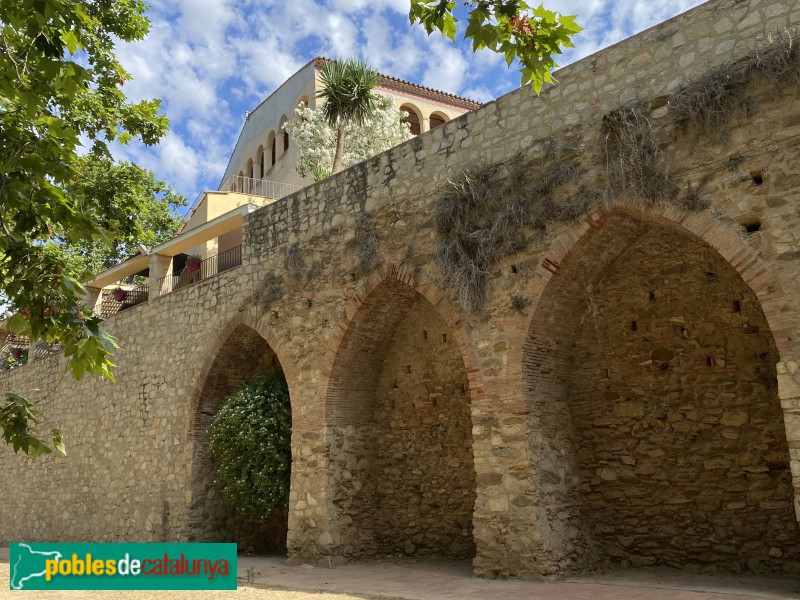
xmin=569 ymin=226 xmax=799 ymax=573
xmin=0 ymin=268 xmax=254 ymax=545
xmin=372 ymin=297 xmax=476 ymax=558
xmin=323 ymin=282 xmax=475 ymax=560
xmin=1 ymin=0 xmax=800 ymax=580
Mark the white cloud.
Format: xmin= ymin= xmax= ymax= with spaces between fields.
xmin=323 ymin=12 xmax=359 ymax=58
xmin=420 ymin=38 xmax=468 ymax=94
xmin=461 ymin=86 xmax=494 ymax=104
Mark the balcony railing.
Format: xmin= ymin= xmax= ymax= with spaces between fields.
xmin=0 ymin=333 xmax=62 ymax=370
xmin=219 ymin=175 xmax=301 ymax=199
xmin=98 ymin=284 xmax=149 ymax=317
xmin=156 ymin=245 xmax=242 ymax=297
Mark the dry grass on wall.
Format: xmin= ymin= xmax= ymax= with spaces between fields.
xmin=434 ymin=29 xmax=800 ymax=316
xmin=670 ymin=29 xmax=800 ymax=133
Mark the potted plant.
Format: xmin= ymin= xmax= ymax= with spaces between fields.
xmin=112 ymin=287 xmax=128 ymax=302
xmin=10 ymin=348 xmax=23 ymax=359
xmin=186 ymin=255 xmax=202 ymax=272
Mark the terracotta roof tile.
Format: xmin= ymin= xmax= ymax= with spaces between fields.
xmin=314 ymin=57 xmax=483 ymax=110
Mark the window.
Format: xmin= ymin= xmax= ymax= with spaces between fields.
xmin=280 ymin=115 xmax=290 ymax=155
xmin=429 ymin=114 xmax=447 ymax=129
xmin=267 ymin=131 xmax=276 ymax=168
xmin=400 ymin=105 xmax=421 ymax=136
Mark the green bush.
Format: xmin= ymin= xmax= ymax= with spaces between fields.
xmin=209 ymin=372 xmax=292 ymax=518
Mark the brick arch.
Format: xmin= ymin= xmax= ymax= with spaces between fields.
xmin=512 ymin=203 xmax=799 ymax=573
xmin=189 ymin=310 xmax=298 ymax=438
xmin=321 ymin=263 xmax=483 ymax=416
xmin=510 ymin=204 xmax=795 ymax=368
xmin=321 ymin=263 xmax=481 ymax=561
xmin=186 ymin=310 xmax=296 ymax=553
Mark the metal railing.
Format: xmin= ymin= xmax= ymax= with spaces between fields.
xmin=219 ymin=175 xmax=301 ymax=199
xmin=1 ymin=333 xmax=30 ymax=370
xmin=98 ymin=284 xmax=149 ymax=317
xmin=156 ymin=245 xmax=242 ymax=297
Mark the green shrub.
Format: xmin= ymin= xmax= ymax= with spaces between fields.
xmin=209 ymin=372 xmax=292 ymax=518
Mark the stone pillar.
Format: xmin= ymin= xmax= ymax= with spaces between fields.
xmin=778 ymin=359 xmax=800 ymax=524
xmin=149 ymin=254 xmax=173 ymax=300
xmin=286 ymin=426 xmax=341 ymax=567
xmin=84 ymin=286 xmax=103 ymax=314
xmin=420 ymin=116 xmax=430 ymax=133
xmin=470 ymin=393 xmax=546 ymax=578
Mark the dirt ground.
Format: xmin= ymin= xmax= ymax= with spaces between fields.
xmin=2 ymin=549 xmax=798 ymax=600
xmin=0 ymin=551 xmax=385 ymax=600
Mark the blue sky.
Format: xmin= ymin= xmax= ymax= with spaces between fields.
xmin=112 ymin=0 xmax=706 ymax=210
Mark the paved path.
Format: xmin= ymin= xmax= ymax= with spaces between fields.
xmin=249 ymin=557 xmax=799 ymax=600
xmin=1 ymin=549 xmax=798 ymax=599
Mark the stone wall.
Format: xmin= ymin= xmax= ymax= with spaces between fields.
xmin=569 ymin=226 xmax=799 ymax=573
xmin=1 ymin=0 xmax=800 ymax=581
xmin=372 ymin=297 xmax=475 ymax=558
xmin=323 ymin=281 xmax=475 ymax=560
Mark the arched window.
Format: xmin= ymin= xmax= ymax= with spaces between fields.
xmin=267 ymin=131 xmax=276 ymax=167
xmin=246 ymin=158 xmax=254 ymax=180
xmin=279 ymin=115 xmax=290 ymax=153
xmin=256 ymin=145 xmax=265 ymax=178
xmin=236 ymin=170 xmax=244 ymax=192
xmin=400 ymin=104 xmax=421 ymax=135
xmin=429 ymin=112 xmax=447 ymax=129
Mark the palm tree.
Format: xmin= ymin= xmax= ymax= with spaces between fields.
xmin=317 ymin=58 xmax=379 ymax=175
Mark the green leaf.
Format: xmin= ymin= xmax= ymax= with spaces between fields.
xmin=408 ymin=0 xmax=582 ymax=92
xmin=0 ymin=0 xmax=173 ymax=452
xmin=60 ymin=30 xmax=80 ymax=54
xmin=53 ymin=429 xmax=66 ymax=455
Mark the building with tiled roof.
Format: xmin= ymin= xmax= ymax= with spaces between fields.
xmin=219 ymin=57 xmax=482 ymax=193
xmin=81 ymin=60 xmax=482 ymax=317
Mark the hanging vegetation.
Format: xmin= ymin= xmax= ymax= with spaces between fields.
xmin=434 ymin=149 xmax=600 ymax=314
xmin=670 ymin=30 xmax=800 ymax=132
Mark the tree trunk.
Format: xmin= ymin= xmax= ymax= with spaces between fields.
xmin=331 ymin=116 xmax=347 ymax=174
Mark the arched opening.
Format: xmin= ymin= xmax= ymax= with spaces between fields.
xmin=429 ymin=112 xmax=447 ymax=129
xmin=235 ymin=170 xmax=244 ymax=191
xmin=400 ymin=104 xmax=421 ymax=136
xmin=189 ymin=324 xmax=291 ymax=554
xmin=326 ymin=277 xmax=476 ymax=561
xmin=256 ymin=145 xmax=265 ymax=179
xmin=267 ymin=130 xmax=276 ymax=167
xmin=280 ymin=115 xmax=290 ymax=153
xmin=523 ymin=211 xmax=799 ymax=574
xmin=246 ymin=158 xmax=254 ymax=183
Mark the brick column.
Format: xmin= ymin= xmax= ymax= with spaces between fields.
xmin=149 ymin=254 xmax=173 ymax=300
